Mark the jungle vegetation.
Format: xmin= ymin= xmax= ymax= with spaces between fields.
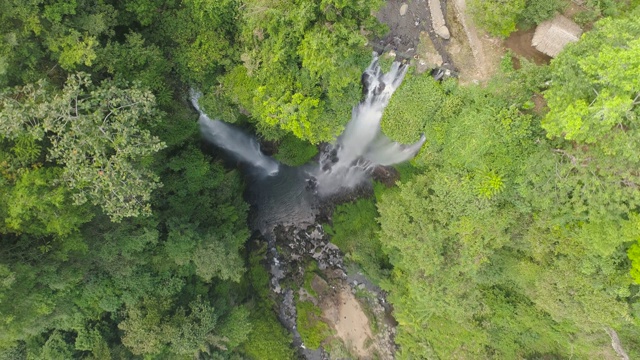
xmin=1 ymin=0 xmax=639 ymax=359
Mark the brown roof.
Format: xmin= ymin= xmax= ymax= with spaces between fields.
xmin=531 ymin=15 xmax=583 ymax=57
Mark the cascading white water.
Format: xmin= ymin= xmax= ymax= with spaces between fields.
xmin=314 ymin=53 xmax=426 ymax=195
xmin=190 ymin=91 xmax=279 ymax=176
xmin=192 ymin=53 xmax=425 ymax=230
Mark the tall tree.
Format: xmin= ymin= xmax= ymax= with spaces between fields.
xmin=0 ymin=73 xmax=165 ymax=221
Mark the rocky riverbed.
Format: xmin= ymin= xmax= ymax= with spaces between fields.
xmin=259 ymin=214 xmax=398 ymax=359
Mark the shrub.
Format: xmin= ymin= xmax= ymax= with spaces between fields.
xmin=274 ymin=134 xmax=318 ymax=166
xmin=469 ymin=0 xmax=526 ymax=38
xmin=296 ymin=300 xmax=331 ymax=350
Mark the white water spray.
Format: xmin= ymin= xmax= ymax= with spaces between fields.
xmin=192 ymin=53 xmax=425 ymax=202
xmin=190 ymin=90 xmax=279 ymax=176
xmin=314 ymin=53 xmax=426 ymax=195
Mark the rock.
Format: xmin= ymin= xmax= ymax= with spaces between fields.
xmin=428 ymin=0 xmax=450 ymax=39
xmin=436 ymin=25 xmax=451 ymax=40
xmin=429 ymin=52 xmax=444 ymax=67
xmin=358 ymin=283 xmax=366 ymax=290
xmin=399 ymin=3 xmax=408 ymax=16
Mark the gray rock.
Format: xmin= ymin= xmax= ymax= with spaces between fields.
xmin=436 ymin=25 xmax=451 ymax=40
xmin=428 ymin=0 xmax=450 ymax=39
xmin=399 ymin=3 xmax=408 ymax=16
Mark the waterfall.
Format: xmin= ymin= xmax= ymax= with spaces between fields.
xmin=314 ymin=54 xmax=426 ymax=196
xmin=192 ymin=53 xmax=425 ymax=225
xmin=190 ymin=90 xmax=279 ymax=176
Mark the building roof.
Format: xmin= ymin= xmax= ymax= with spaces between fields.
xmin=531 ymin=15 xmax=583 ymax=57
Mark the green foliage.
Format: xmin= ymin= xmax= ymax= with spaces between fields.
xmin=217 ymin=0 xmax=385 ymax=143
xmin=242 ymin=244 xmax=295 ymax=360
xmin=218 ymin=307 xmax=252 ymax=350
xmin=0 ymin=74 xmax=166 ymax=221
xmin=628 ymin=238 xmax=640 ymax=284
xmin=375 ymin=44 xmax=640 ymax=357
xmin=296 ymin=300 xmax=331 ymax=350
xmin=543 ymin=11 xmax=640 ymax=152
xmin=470 ymin=0 xmax=566 ymax=36
xmin=469 ymin=0 xmax=526 ymax=38
xmin=46 ymin=30 xmax=97 ymax=70
xmin=164 ymin=0 xmax=239 ymax=82
xmin=2 ymin=167 xmax=91 ymax=236
xmin=96 ymin=32 xmax=172 ymax=106
xmin=243 ymin=312 xmax=295 ymax=360
xmin=520 ymin=0 xmax=565 ymax=27
xmin=0 ymin=0 xmax=264 ymax=358
xmin=41 ymin=331 xmax=75 ymax=360
xmin=381 ymin=70 xmax=446 ymax=143
xmin=302 ymin=261 xmax=320 ymax=297
xmin=198 ymin=91 xmax=242 ymax=124
xmin=585 ymin=0 xmax=629 ymax=17
xmin=273 ymin=134 xmax=318 ymax=166
xmin=325 ymin=199 xmax=389 ymax=283
xmin=118 ymin=296 xmax=220 ymax=355
xmin=3 ymin=0 xmax=639 ymax=358
xmin=573 ymin=9 xmax=600 ymax=26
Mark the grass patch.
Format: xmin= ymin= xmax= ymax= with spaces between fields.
xmin=296 ymin=300 xmax=332 ymax=350
xmin=302 ymin=261 xmax=320 ymax=298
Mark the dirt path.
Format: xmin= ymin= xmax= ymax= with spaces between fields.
xmin=449 ymin=0 xmax=502 ymax=82
xmin=504 ymin=29 xmax=552 ymax=65
xmin=322 ymin=287 xmax=374 ymax=358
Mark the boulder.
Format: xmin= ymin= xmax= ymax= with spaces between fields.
xmin=399 ymin=3 xmax=408 ymax=16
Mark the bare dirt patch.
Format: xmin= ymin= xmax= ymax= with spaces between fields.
xmin=531 ymin=93 xmax=548 ymax=116
xmin=449 ymin=0 xmax=504 ymax=83
xmin=321 ymin=287 xmax=375 ymax=358
xmin=504 ymin=29 xmax=552 ymax=65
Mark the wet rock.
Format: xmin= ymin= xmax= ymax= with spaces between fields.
xmin=326 ymin=243 xmax=339 ymax=251
xmin=279 ymin=289 xmax=298 ymax=333
xmin=399 ymin=3 xmax=408 ymax=16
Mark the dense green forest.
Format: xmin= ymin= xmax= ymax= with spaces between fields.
xmin=1 ymin=0 xmax=640 ymax=359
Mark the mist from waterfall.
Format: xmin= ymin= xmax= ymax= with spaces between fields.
xmin=191 ymin=91 xmax=280 ymax=176
xmin=314 ymin=55 xmax=426 ymax=196
xmin=192 ymin=53 xmax=426 ymax=231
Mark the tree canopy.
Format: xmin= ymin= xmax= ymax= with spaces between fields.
xmin=1 ymin=0 xmax=640 ymax=359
